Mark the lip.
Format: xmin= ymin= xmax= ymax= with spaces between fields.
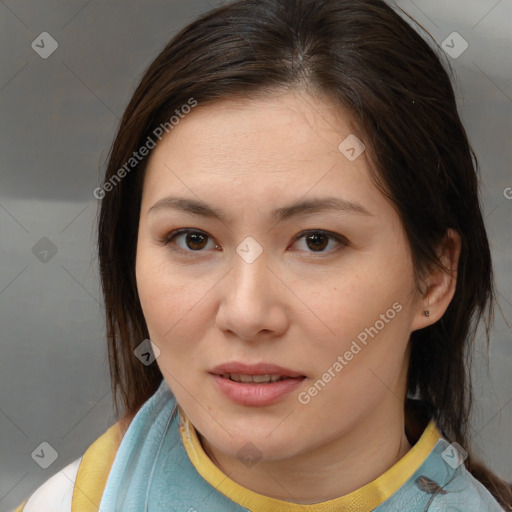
xmin=210 ymin=361 xmax=306 ymax=406
xmin=210 ymin=362 xmax=304 ymax=378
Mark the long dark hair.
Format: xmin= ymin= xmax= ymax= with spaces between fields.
xmin=97 ymin=0 xmax=511 ymax=507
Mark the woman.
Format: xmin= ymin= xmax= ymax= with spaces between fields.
xmin=15 ymin=0 xmax=512 ymax=510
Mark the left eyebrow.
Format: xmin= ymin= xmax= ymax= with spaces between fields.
xmin=272 ymin=197 xmax=373 ymax=221
xmin=147 ymin=196 xmax=373 ymax=223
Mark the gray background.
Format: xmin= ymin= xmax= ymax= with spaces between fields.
xmin=0 ymin=0 xmax=510 ymax=510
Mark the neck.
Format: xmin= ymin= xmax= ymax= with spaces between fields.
xmin=199 ymin=398 xmax=413 ymax=504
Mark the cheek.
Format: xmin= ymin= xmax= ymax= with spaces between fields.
xmin=135 ymin=245 xmax=204 ymax=344
xmin=297 ymin=298 xmax=411 ymax=426
xmin=294 ymin=258 xmax=415 ymax=388
xmin=301 ymin=267 xmax=411 ymax=340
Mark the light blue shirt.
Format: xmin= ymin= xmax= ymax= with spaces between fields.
xmin=99 ymin=379 xmax=505 ymax=512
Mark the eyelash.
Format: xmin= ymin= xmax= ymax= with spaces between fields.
xmin=158 ymin=228 xmax=348 ymax=256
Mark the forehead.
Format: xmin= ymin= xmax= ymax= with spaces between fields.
xmin=149 ymin=92 xmax=358 ymax=162
xmin=141 ymin=91 xmax=381 ymax=213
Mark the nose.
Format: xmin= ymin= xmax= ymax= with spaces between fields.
xmin=214 ymin=250 xmax=289 ymax=341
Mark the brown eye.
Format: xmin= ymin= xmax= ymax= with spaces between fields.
xmin=184 ymin=231 xmax=208 ymax=250
xmin=291 ymin=230 xmax=347 ymax=254
xmin=304 ymin=233 xmax=329 ymax=252
xmin=164 ymin=229 xmax=219 ymax=253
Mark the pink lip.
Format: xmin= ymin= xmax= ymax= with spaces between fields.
xmin=210 ymin=361 xmax=304 ymax=377
xmin=209 ymin=361 xmax=306 ymax=406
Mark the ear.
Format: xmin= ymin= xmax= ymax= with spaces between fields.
xmin=411 ymin=228 xmax=461 ymax=331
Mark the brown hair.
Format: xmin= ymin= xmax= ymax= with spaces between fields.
xmin=97 ymin=0 xmax=511 ymax=507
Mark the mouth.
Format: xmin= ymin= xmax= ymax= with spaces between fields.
xmin=210 ymin=362 xmax=306 ymax=406
xmin=219 ymin=372 xmax=299 ymax=383
xmin=210 ymin=361 xmax=305 ymax=381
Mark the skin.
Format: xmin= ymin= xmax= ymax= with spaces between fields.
xmin=135 ymin=90 xmax=460 ymax=503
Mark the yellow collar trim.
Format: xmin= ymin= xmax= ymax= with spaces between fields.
xmin=180 ymin=415 xmax=441 ymax=512
xmin=72 ymin=422 xmax=122 ymax=511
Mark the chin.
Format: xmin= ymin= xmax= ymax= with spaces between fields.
xmin=200 ymin=418 xmax=304 ymax=462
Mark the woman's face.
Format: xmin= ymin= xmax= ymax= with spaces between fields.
xmin=136 ymin=91 xmax=425 ymax=462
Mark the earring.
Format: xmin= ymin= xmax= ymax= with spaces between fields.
xmin=422 ymin=310 xmax=430 ymax=317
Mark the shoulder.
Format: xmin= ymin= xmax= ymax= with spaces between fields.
xmin=13 ymin=458 xmax=81 ymax=512
xmin=417 ymin=439 xmax=507 ymax=512
xmin=459 ymin=468 xmax=509 ymax=512
xmin=14 ymin=421 xmax=126 ymax=512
